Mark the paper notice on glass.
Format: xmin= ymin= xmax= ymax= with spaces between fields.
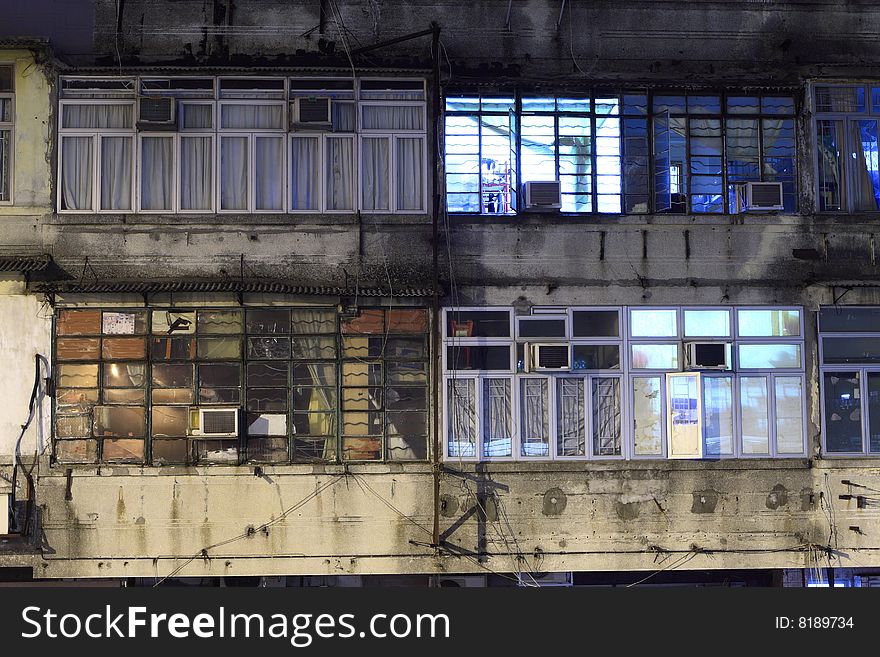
xmin=102 ymin=312 xmax=136 ymax=335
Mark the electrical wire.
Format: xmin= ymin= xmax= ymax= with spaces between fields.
xmin=153 ymin=473 xmax=346 ymax=586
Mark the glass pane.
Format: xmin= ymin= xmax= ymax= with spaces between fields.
xmin=247 ymin=416 xmax=288 ymax=438
xmin=447 ymin=378 xmax=476 ymax=457
xmin=820 ymin=307 xmax=880 ymax=332
xmin=290 ymin=136 xmax=321 ymax=210
xmin=520 ymin=379 xmax=549 ymax=457
xmin=633 ymin=377 xmax=663 ymax=456
xmin=775 ymin=376 xmax=805 ymax=454
xmin=247 ymin=388 xmax=288 ymax=413
xmin=246 ymin=309 xmax=290 ymax=334
xmin=103 ymin=388 xmax=144 ymax=405
xmin=703 ymin=377 xmax=733 ymax=457
xmin=150 ymin=337 xmax=195 ymax=360
xmin=815 ymin=86 xmax=865 ymax=113
xmin=483 ymin=378 xmax=513 ymax=457
xmin=446 ymin=345 xmax=510 ymax=371
xmin=517 ymin=318 xmax=566 ymax=338
xmin=822 ymin=336 xmax=880 ymax=364
xmin=140 ymin=136 xmax=174 ymax=211
xmin=152 ymin=406 xmax=189 ymax=437
xmin=361 ymin=137 xmax=390 ymax=211
xmin=199 ymin=363 xmax=240 ymax=387
xmin=737 ymin=309 xmax=800 ymax=337
xmin=197 ymin=310 xmax=242 ymax=334
xmin=572 ymin=344 xmax=620 ymax=370
xmin=180 ymin=136 xmax=213 ymax=211
xmin=446 ymin=310 xmax=510 ymax=337
xmin=738 ymin=344 xmax=801 ymax=369
xmin=292 ymin=361 xmax=335 ymax=389
xmin=102 ymin=311 xmax=147 ymax=335
xmin=556 ymin=378 xmax=585 ymax=457
xmin=56 ymin=337 xmax=101 ymax=361
xmin=683 ymin=310 xmax=731 ymax=337
xmin=868 ymin=373 xmax=880 ymax=453
xmin=816 ymin=119 xmax=844 ymax=212
xmin=740 ymin=376 xmax=770 ymax=454
xmin=152 ymin=363 xmax=193 ymax=388
xmin=152 ymin=310 xmax=196 ymax=335
xmin=247 ymin=336 xmax=291 ymax=359
xmin=93 ymin=406 xmax=146 ymax=438
xmin=198 ymin=337 xmax=241 ymax=359
xmin=220 ymin=136 xmax=248 ymax=210
xmin=58 ymin=363 xmax=99 ymax=388
xmin=396 ymin=137 xmax=425 ymax=211
xmin=824 ymin=372 xmax=862 ymax=453
xmin=326 ymin=137 xmax=354 ymax=211
xmin=103 ymin=363 xmax=146 ymax=388
xmin=247 ymin=362 xmax=288 ymax=387
xmin=849 ymin=120 xmax=880 ymax=211
xmin=290 ymin=309 xmax=336 ymax=334
xmin=61 ymin=136 xmax=94 ymax=210
xmin=592 ymin=377 xmax=621 ymax=456
xmin=631 ymin=344 xmax=678 ymax=369
xmin=630 ymin=309 xmax=677 ymax=337
xmin=572 ymin=310 xmax=619 ymax=337
xmin=100 ymin=136 xmax=133 ymax=211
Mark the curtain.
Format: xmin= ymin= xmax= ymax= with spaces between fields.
xmin=180 ymin=104 xmax=213 ymax=130
xmin=141 ymin=136 xmax=173 ymax=211
xmin=100 ymin=136 xmax=132 ymax=210
xmin=448 ymin=379 xmax=476 ymax=457
xmin=361 ymin=105 xmax=422 ymax=130
xmin=62 ymin=137 xmax=94 ymax=210
xmin=255 ymin=136 xmax=283 ymax=211
xmin=817 ymin=119 xmax=845 ymax=211
xmin=180 ymin=136 xmax=212 ymax=210
xmin=220 ymin=136 xmax=248 ymax=210
xmin=361 ymin=137 xmax=389 ymax=210
xmin=290 ymin=137 xmax=320 ymax=210
xmin=62 ymin=104 xmax=132 ymax=129
xmin=331 ymin=102 xmax=356 ymax=132
xmin=556 ymin=378 xmax=584 ymax=457
xmin=221 ymin=104 xmax=284 ymax=130
xmin=483 ymin=378 xmax=512 ymax=457
xmin=396 ymin=137 xmax=424 ymax=211
xmin=326 ymin=137 xmax=354 ymax=210
xmin=850 ymin=120 xmax=880 ymax=211
xmin=520 ymin=378 xmax=549 ymax=457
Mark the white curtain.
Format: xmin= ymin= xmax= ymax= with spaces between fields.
xmin=180 ymin=104 xmax=213 ymax=130
xmin=61 ymin=136 xmax=93 ymax=210
xmin=180 ymin=136 xmax=212 ymax=210
xmin=221 ymin=136 xmax=248 ymax=210
xmin=290 ymin=137 xmax=320 ymax=210
xmin=520 ymin=378 xmax=549 ymax=457
xmin=100 ymin=136 xmax=132 ymax=210
xmin=361 ymin=137 xmax=389 ymax=210
xmin=141 ymin=136 xmax=173 ymax=210
xmin=396 ymin=137 xmax=424 ymax=211
xmin=255 ymin=136 xmax=283 ymax=211
xmin=62 ymin=104 xmax=133 ymax=129
xmin=362 ymin=105 xmax=422 ymax=130
xmin=326 ymin=137 xmax=354 ymax=210
xmin=221 ymin=104 xmax=284 ymax=130
xmin=331 ymin=102 xmax=356 ymax=132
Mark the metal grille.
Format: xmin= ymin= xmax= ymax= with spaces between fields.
xmin=202 ymin=409 xmax=237 ymax=434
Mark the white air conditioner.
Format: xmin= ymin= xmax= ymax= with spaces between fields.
xmin=747 ymin=181 xmax=784 ymax=210
xmin=291 ymin=97 xmax=332 ymax=127
xmin=526 ymin=343 xmax=571 ymax=371
xmin=523 ymin=181 xmax=562 ymax=210
xmin=189 ymin=407 xmax=239 ymax=437
xmin=437 ymin=575 xmax=486 ymax=588
xmin=137 ymin=96 xmax=176 ymax=129
xmin=685 ymin=342 xmax=732 ymax=370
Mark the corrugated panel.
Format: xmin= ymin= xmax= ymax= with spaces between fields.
xmin=32 ymin=279 xmax=435 ymax=297
xmin=68 ymin=65 xmax=430 ymax=76
xmin=0 ymin=255 xmax=53 ymax=273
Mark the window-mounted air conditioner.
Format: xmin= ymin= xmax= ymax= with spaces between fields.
xmin=189 ymin=407 xmax=239 ymax=437
xmin=137 ymin=97 xmax=176 ymax=129
xmin=291 ymin=97 xmax=332 ymax=128
xmin=525 ymin=343 xmax=571 ymax=371
xmin=522 ymin=181 xmax=562 ymax=210
xmin=734 ymin=181 xmax=784 ymax=212
xmin=684 ymin=342 xmax=732 ymax=370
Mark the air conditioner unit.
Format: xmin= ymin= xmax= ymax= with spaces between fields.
xmin=137 ymin=97 xmax=176 ymax=129
xmin=437 ymin=575 xmax=486 ymax=588
xmin=744 ymin=181 xmax=784 ymax=211
xmin=685 ymin=342 xmax=732 ymax=370
xmin=522 ymin=181 xmax=562 ymax=210
xmin=519 ymin=571 xmax=573 ymax=587
xmin=291 ymin=97 xmax=332 ymax=127
xmin=189 ymin=407 xmax=239 ymax=437
xmin=526 ymin=343 xmax=571 ymax=371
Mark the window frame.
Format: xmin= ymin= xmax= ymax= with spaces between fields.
xmin=0 ymin=62 xmax=14 ymax=205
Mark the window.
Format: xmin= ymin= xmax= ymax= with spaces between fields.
xmin=57 ymin=76 xmax=427 ymax=214
xmin=53 ymin=305 xmax=430 ymax=465
xmin=444 ymin=90 xmax=796 ymax=215
xmin=814 ymin=83 xmax=880 ymax=212
xmin=819 ymin=306 xmax=880 ymax=455
xmin=0 ymin=63 xmax=13 ymax=203
xmin=443 ymin=305 xmax=805 ymax=461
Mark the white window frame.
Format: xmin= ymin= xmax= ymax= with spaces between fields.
xmin=0 ymin=62 xmax=14 ymax=205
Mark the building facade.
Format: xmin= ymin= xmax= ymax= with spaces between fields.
xmin=2 ymin=0 xmax=880 ymax=584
